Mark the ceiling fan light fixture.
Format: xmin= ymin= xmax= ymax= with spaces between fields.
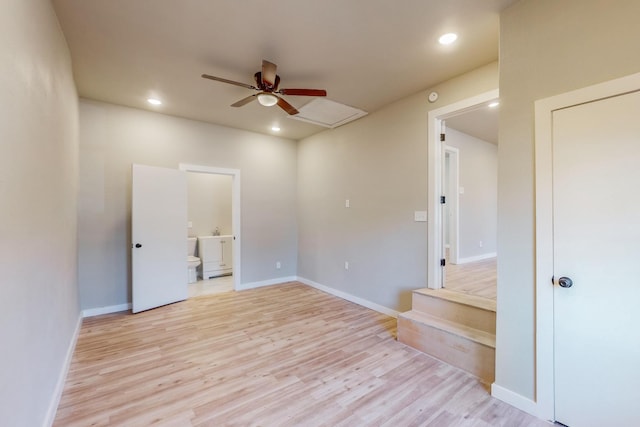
xmin=257 ymin=93 xmax=278 ymax=107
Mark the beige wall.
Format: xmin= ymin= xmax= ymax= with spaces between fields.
xmin=187 ymin=172 xmax=233 ymax=238
xmin=497 ymin=0 xmax=640 ymax=401
xmin=78 ymin=100 xmax=298 ymax=310
xmin=0 ymin=0 xmax=80 ymax=425
xmin=297 ymin=62 xmax=499 ymax=312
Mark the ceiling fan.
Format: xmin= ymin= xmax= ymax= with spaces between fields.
xmin=202 ymin=60 xmax=327 ymax=115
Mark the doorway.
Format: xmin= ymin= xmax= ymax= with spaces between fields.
xmin=427 ymin=89 xmax=499 ymax=298
xmin=179 ymin=163 xmax=241 ymax=293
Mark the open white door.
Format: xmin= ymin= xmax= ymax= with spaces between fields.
xmin=132 ymin=164 xmax=187 ymax=313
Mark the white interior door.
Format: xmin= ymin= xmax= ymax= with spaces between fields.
xmin=132 ymin=164 xmax=187 ymax=313
xmin=444 ymin=146 xmax=459 ymax=266
xmin=553 ymin=90 xmax=640 ymax=426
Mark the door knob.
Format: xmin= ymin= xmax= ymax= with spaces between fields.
xmin=135 ymin=243 xmax=142 ymax=248
xmin=558 ymin=276 xmax=573 ymax=288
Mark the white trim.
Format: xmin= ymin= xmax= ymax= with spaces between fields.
xmin=82 ymin=303 xmax=131 ymax=318
xmin=297 ymin=277 xmax=400 ymax=318
xmin=179 ymin=163 xmax=242 ymax=290
xmin=491 ymin=383 xmax=545 ymax=422
xmin=428 ymin=90 xmax=499 ymax=289
xmin=236 ymin=276 xmax=298 ymax=291
xmin=534 ymin=71 xmax=640 ymax=422
xmin=44 ymin=314 xmax=82 ymax=427
xmin=456 ymin=252 xmax=496 ymax=264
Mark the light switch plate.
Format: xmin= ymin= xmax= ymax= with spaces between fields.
xmin=414 ymin=211 xmax=427 ymax=222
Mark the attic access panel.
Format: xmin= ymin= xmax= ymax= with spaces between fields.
xmin=288 ymin=98 xmax=367 ymax=129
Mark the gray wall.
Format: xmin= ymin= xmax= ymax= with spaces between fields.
xmin=497 ymin=0 xmax=640 ymax=401
xmin=78 ymin=100 xmax=298 ymax=310
xmin=187 ymin=172 xmax=233 ymax=238
xmin=297 ymin=62 xmax=499 ymax=312
xmin=0 ymin=0 xmax=80 ymax=425
xmin=445 ymin=128 xmax=497 ymax=260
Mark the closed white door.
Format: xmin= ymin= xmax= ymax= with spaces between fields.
xmin=553 ymin=90 xmax=640 ymax=426
xmin=132 ymin=164 xmax=187 ymax=313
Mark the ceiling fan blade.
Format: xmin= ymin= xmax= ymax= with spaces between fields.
xmin=276 ymin=96 xmax=299 ymax=115
xmin=261 ymin=60 xmax=277 ymax=88
xmin=202 ymin=74 xmax=257 ymax=90
xmin=231 ymin=94 xmax=257 ymax=107
xmin=278 ymin=88 xmax=327 ymax=97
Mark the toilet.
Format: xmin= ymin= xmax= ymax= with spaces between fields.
xmin=187 ymin=237 xmax=201 ymax=284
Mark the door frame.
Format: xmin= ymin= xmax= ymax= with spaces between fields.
xmin=427 ymin=89 xmax=499 ymax=289
xmin=534 ymin=71 xmax=640 ymax=421
xmin=444 ymin=145 xmax=460 ymax=265
xmin=179 ymin=163 xmax=241 ymax=289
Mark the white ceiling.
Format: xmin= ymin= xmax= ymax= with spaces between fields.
xmin=52 ymin=0 xmax=515 ymax=140
xmin=446 ymin=105 xmax=499 ymax=145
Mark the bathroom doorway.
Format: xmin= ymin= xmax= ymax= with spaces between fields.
xmin=179 ymin=163 xmax=241 ymax=296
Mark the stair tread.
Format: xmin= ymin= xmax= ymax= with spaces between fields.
xmin=399 ymin=310 xmax=496 ymax=348
xmin=414 ymin=288 xmax=496 ymax=312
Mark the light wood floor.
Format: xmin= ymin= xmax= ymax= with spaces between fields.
xmin=188 ymin=275 xmax=234 ymax=298
xmin=445 ymin=257 xmax=497 ymax=300
xmin=54 ymin=282 xmax=545 ymax=426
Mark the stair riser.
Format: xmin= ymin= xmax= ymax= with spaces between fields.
xmin=412 ymin=293 xmax=495 ymax=334
xmin=398 ymin=315 xmax=495 ymax=383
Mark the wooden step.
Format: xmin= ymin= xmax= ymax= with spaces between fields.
xmin=397 ymin=310 xmax=495 ymax=382
xmin=412 ymin=288 xmax=496 ymax=334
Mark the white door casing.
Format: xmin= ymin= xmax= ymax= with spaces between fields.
xmin=132 ymin=164 xmax=188 ymax=313
xmin=427 ymin=89 xmax=499 ymax=289
xmin=535 ymin=72 xmax=640 ymax=423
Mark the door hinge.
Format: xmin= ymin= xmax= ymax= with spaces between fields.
xmin=440 ymin=196 xmax=446 ymax=204
xmin=440 ymin=258 xmax=446 ymax=267
xmin=440 ymin=133 xmax=445 ymax=142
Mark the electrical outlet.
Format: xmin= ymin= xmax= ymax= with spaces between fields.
xmin=479 ymin=241 xmax=483 ymax=248
xmin=344 ymin=261 xmax=349 ymax=270
xmin=345 ymin=199 xmax=350 ymax=208
xmin=276 ymin=261 xmax=281 ymax=269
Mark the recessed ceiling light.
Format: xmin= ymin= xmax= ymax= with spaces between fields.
xmin=488 ymin=102 xmax=500 ymax=108
xmin=438 ymin=33 xmax=458 ymax=45
xmin=147 ymin=98 xmax=162 ymax=105
xmin=271 ymin=126 xmax=281 ymax=132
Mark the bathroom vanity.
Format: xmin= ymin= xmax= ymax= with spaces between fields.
xmin=198 ymin=235 xmax=233 ymax=279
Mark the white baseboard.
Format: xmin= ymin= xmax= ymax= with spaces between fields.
xmin=44 ymin=313 xmax=82 ymax=427
xmin=491 ymin=383 xmax=546 ymax=421
xmin=82 ymin=303 xmax=131 ymax=318
xmin=236 ymin=276 xmax=298 ymax=291
xmin=297 ymin=277 xmax=399 ymax=318
xmin=457 ymin=252 xmax=497 ymax=264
